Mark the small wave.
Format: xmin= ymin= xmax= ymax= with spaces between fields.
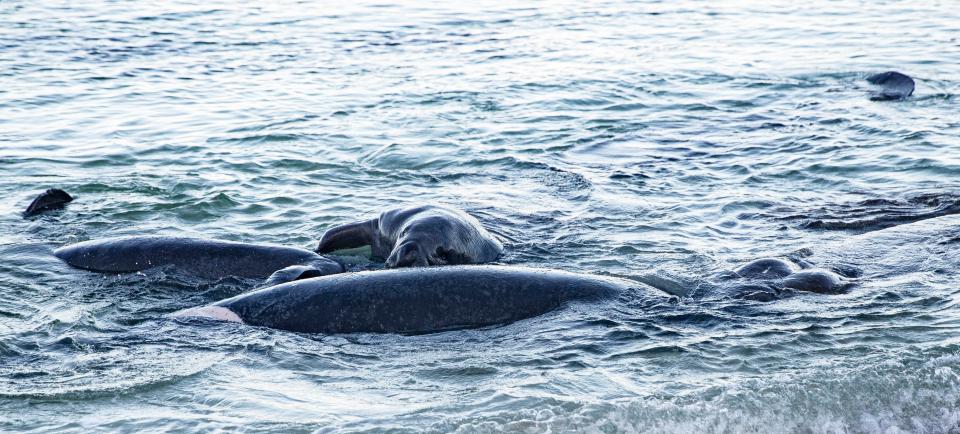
xmin=0 ymin=347 xmax=223 ymax=399
xmin=209 ymin=133 xmax=314 ymax=144
xmin=422 ymin=350 xmax=960 ymax=434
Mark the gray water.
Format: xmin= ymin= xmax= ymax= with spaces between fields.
xmin=2 ymin=0 xmax=960 ymax=432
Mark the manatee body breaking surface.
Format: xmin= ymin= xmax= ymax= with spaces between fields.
xmin=23 ymin=189 xmax=73 ymax=217
xmin=175 ymin=265 xmax=660 ymax=334
xmin=866 ymin=71 xmax=915 ymax=101
xmin=55 ymin=236 xmax=344 ymax=281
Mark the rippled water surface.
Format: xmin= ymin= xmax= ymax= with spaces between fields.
xmin=2 ymin=0 xmax=960 ymax=432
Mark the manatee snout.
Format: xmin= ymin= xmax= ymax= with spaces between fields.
xmin=385 ymin=241 xmax=429 ymax=268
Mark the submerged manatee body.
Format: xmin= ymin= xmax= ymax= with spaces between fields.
xmin=720 ymin=213 xmax=960 ymax=299
xmin=55 ymin=236 xmax=344 ymax=280
xmin=718 ymin=257 xmax=847 ymax=300
xmin=800 ymin=213 xmax=960 ymax=278
xmin=866 ymin=71 xmax=915 ymax=101
xmin=176 ymin=265 xmax=660 ymax=334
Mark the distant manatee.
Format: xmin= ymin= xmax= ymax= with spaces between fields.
xmin=718 ymin=257 xmax=849 ymax=300
xmin=866 ymin=71 xmax=915 ymax=101
xmin=23 ymin=189 xmax=73 ymax=217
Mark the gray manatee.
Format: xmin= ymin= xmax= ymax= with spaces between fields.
xmin=173 ymin=265 xmax=660 ymax=334
xmin=23 ymin=189 xmax=73 ymax=217
xmin=55 ymin=236 xmax=344 ymax=281
xmin=316 ymin=204 xmax=503 ymax=268
xmin=866 ymin=71 xmax=915 ymax=101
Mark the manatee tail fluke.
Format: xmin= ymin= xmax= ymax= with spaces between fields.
xmin=866 ymin=71 xmax=915 ymax=101
xmin=316 ymin=218 xmax=377 ymax=253
xmin=23 ymin=188 xmax=73 ymax=217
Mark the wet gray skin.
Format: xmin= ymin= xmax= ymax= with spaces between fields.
xmin=316 ymin=204 xmax=503 ymax=268
xmin=55 ymin=236 xmax=344 ymax=281
xmin=782 ymin=269 xmax=845 ymax=294
xmin=866 ymin=71 xmax=915 ymax=101
xmin=732 ymin=257 xmax=798 ymax=279
xmin=180 ymin=265 xmax=659 ymax=334
xmin=22 ymin=188 xmax=73 ymax=217
xmin=716 ymin=257 xmax=848 ymax=300
xmin=262 ymin=264 xmax=329 ymax=287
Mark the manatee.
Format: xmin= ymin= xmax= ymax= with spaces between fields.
xmin=317 ymin=204 xmax=503 ymax=268
xmin=55 ymin=236 xmax=344 ymax=281
xmin=23 ymin=189 xmax=73 ymax=217
xmin=173 ymin=265 xmax=658 ymax=334
xmin=866 ymin=71 xmax=915 ymax=101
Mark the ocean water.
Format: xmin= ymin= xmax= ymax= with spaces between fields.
xmin=2 ymin=0 xmax=960 ymax=432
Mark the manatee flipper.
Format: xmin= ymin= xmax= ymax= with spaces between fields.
xmin=866 ymin=71 xmax=915 ymax=101
xmin=316 ymin=219 xmax=377 ymax=253
xmin=23 ymin=189 xmax=73 ymax=217
xmin=263 ymin=265 xmax=328 ymax=287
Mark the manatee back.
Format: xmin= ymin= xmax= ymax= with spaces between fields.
xmin=866 ymin=71 xmax=915 ymax=101
xmin=218 ymin=265 xmax=639 ymax=334
xmin=55 ymin=236 xmax=338 ymax=279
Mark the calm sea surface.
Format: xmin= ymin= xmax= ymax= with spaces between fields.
xmin=2 ymin=1 xmax=960 ymax=432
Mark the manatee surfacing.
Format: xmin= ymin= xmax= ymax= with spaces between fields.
xmin=866 ymin=71 xmax=915 ymax=101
